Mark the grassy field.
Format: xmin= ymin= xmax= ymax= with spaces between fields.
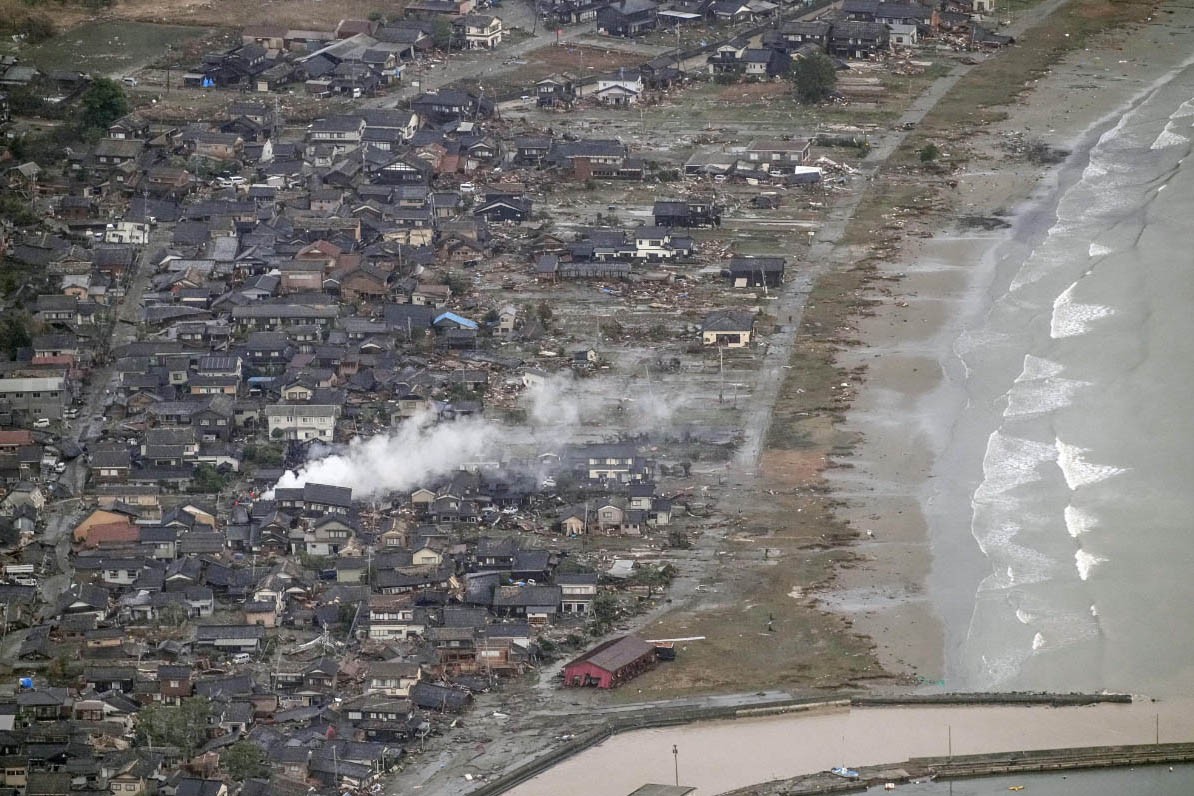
xmin=21 ymin=20 xmax=211 ymax=76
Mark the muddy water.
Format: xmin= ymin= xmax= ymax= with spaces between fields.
xmin=509 ymin=700 xmax=1194 ymax=796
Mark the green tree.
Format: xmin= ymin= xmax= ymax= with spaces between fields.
xmin=588 ymin=593 xmax=620 ymax=636
xmin=135 ymin=698 xmax=212 ymax=753
xmin=790 ymin=51 xmax=837 ymax=104
xmin=222 ymin=740 xmax=269 ymax=780
xmin=191 ymin=463 xmax=230 ymax=494
xmin=432 ymin=16 xmax=454 ymax=49
xmin=0 ymin=315 xmax=32 ymax=360
xmin=80 ymin=78 xmax=130 ymax=133
xmin=919 ymin=143 xmax=941 ymax=163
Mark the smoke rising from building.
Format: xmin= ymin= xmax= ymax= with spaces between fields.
xmin=272 ymin=370 xmax=679 ymax=499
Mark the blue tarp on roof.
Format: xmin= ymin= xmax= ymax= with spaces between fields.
xmin=434 ymin=312 xmax=478 ymax=330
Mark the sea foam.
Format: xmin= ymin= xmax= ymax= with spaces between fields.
xmin=1064 ymin=504 xmax=1099 ymax=537
xmin=1151 ymin=125 xmax=1189 ymax=149
xmin=1173 ymin=98 xmax=1194 ymax=118
xmin=973 ymin=432 xmax=1057 ymax=501
xmin=1015 ymin=355 xmax=1065 ymax=382
xmin=1051 ymin=282 xmax=1114 ymax=339
xmin=1055 ymin=438 xmax=1126 ymax=489
xmin=1075 ymin=549 xmax=1108 ymax=581
xmin=1003 ymin=376 xmax=1091 ymax=418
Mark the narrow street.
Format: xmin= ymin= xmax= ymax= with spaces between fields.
xmin=21 ymin=223 xmax=166 ymax=643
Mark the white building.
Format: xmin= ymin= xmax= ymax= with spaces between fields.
xmin=265 ymin=404 xmax=339 ymax=441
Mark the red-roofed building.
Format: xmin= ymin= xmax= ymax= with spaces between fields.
xmin=0 ymin=431 xmax=34 ymax=452
xmin=31 ymin=355 xmax=77 ymax=367
xmin=74 ymin=520 xmax=141 ymax=549
xmin=562 ymin=635 xmax=657 ymax=689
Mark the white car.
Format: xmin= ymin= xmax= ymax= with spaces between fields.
xmin=53 ymin=461 xmax=67 ymax=474
xmin=32 ymin=418 xmax=51 ymax=429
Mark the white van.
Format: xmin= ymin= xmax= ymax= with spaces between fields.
xmin=231 ymin=653 xmax=253 ymax=665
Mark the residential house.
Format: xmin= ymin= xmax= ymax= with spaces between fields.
xmin=777 ymin=20 xmax=832 ymax=49
xmin=652 ymin=199 xmax=722 ymax=228
xmin=366 ymin=594 xmax=424 ymax=640
xmin=472 ymin=196 xmax=532 ymax=223
xmin=726 ymin=256 xmax=786 ymax=287
xmin=593 ymin=71 xmax=643 ymax=105
xmin=409 ymin=89 xmax=494 ymax=124
xmin=193 ymin=624 xmax=266 ymax=654
xmin=596 ymin=0 xmax=659 ymax=37
xmin=557 ymin=572 xmax=598 ymax=614
xmin=454 ymin=15 xmax=504 ymax=48
xmin=365 ymin=661 xmax=423 ymax=696
xmin=265 ymin=404 xmax=340 ymax=441
xmin=0 ymin=375 xmax=70 ymax=418
xmin=701 ymin=310 xmax=756 ymax=347
xmin=827 ymin=20 xmax=891 ymax=58
xmin=492 ymin=584 xmax=561 ymax=626
xmin=533 ymin=77 xmax=576 ymax=109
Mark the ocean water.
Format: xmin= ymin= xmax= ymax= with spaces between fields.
xmin=934 ymin=50 xmax=1194 ymax=694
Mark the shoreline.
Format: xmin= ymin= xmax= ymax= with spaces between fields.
xmin=820 ymin=0 xmax=1186 ymax=689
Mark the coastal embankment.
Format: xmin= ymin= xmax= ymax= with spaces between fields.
xmin=723 ymin=743 xmax=1194 ymax=796
xmin=503 ymin=695 xmax=1194 ymax=796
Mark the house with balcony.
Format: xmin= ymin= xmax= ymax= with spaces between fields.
xmin=557 ymin=572 xmax=598 ymax=614
xmin=265 ymin=404 xmax=339 ymax=441
xmin=454 ymin=15 xmax=504 ymax=48
xmin=367 ymin=594 xmax=424 ymax=640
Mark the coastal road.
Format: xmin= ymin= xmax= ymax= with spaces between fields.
xmin=731 ymin=0 xmax=1072 ymax=473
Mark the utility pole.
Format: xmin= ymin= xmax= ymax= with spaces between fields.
xmin=672 ymin=745 xmax=679 ymax=786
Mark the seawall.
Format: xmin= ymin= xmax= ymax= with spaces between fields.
xmin=463 ymin=691 xmax=1135 ymax=796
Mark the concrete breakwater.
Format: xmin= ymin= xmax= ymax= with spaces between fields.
xmin=464 ymin=692 xmax=1137 ymax=796
xmin=723 ymin=742 xmax=1194 ymax=795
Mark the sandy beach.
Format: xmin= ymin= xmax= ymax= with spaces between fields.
xmin=824 ymin=0 xmax=1194 ymax=689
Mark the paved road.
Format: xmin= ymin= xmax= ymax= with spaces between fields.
xmin=24 ymin=225 xmax=165 ymax=627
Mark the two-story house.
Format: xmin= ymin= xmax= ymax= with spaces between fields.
xmin=454 ymin=14 xmax=503 ymax=48
xmin=265 ymin=404 xmax=339 ymax=441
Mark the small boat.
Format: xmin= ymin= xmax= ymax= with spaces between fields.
xmin=1008 ymin=787 xmax=1025 ymax=792
xmin=830 ymin=767 xmax=860 ymax=779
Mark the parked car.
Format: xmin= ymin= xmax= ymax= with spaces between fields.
xmin=32 ymin=418 xmax=51 ymax=429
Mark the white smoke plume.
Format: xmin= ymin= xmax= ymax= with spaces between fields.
xmin=273 ymin=411 xmax=502 ymax=499
xmin=272 ymin=370 xmax=680 ymax=499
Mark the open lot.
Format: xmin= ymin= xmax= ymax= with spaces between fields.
xmin=20 ymin=20 xmax=213 ymax=77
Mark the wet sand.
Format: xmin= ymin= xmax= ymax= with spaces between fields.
xmin=509 ymin=699 xmax=1194 ymax=796
xmin=822 ymin=3 xmax=1194 ymax=689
